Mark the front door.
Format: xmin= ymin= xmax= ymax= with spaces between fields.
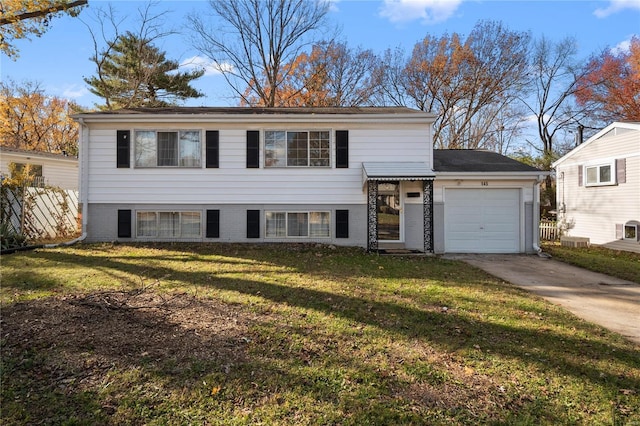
xmin=377 ymin=181 xmax=401 ymax=241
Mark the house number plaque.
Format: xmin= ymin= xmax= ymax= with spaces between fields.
xmin=481 ymin=181 xmax=489 ymax=186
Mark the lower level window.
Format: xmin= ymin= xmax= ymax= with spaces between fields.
xmin=625 ymin=223 xmax=638 ymax=240
xmin=136 ymin=211 xmax=201 ymax=238
xmin=265 ymin=211 xmax=330 ymax=238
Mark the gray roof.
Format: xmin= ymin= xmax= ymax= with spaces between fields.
xmin=77 ymin=106 xmax=427 ymax=116
xmin=433 ymin=149 xmax=541 ymax=173
xmin=0 ymin=146 xmax=77 ymax=161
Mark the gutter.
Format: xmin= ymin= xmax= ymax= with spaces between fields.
xmin=45 ymin=117 xmax=88 ymax=248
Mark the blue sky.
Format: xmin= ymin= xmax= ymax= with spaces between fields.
xmin=1 ymin=0 xmax=639 ymax=108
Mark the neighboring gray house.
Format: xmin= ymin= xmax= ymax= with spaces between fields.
xmin=0 ymin=147 xmax=78 ymax=190
xmin=553 ymin=122 xmax=640 ymax=249
xmin=73 ymin=107 xmax=546 ymax=253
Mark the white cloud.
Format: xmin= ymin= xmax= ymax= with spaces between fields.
xmin=379 ymin=0 xmax=462 ymax=25
xmin=61 ymin=85 xmax=89 ymax=100
xmin=610 ymin=37 xmax=633 ymax=55
xmin=594 ymin=0 xmax=640 ymax=18
xmin=180 ymin=56 xmax=233 ymax=76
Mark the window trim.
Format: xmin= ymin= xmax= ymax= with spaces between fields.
xmin=133 ymin=129 xmax=202 ymax=168
xmin=584 ymin=161 xmax=615 ymax=186
xmin=135 ymin=210 xmax=202 ymax=238
xmin=263 ymin=129 xmax=331 ymax=168
xmin=264 ymin=211 xmax=331 ymax=238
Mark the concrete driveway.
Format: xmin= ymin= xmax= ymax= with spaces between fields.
xmin=445 ymin=254 xmax=640 ymax=346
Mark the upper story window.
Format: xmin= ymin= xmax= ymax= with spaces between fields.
xmin=585 ymin=162 xmax=615 ymax=186
xmin=264 ymin=130 xmax=330 ymax=167
xmin=134 ymin=130 xmax=201 ymax=167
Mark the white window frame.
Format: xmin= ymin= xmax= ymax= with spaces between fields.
xmin=135 ymin=211 xmax=202 ymax=238
xmin=624 ymin=223 xmax=638 ymax=241
xmin=264 ymin=211 xmax=331 ymax=238
xmin=584 ymin=161 xmax=615 ymax=186
xmin=264 ymin=130 xmax=331 ymax=168
xmin=134 ymin=129 xmax=202 ymax=168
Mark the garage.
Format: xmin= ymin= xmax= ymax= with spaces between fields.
xmin=445 ymin=188 xmax=521 ymax=253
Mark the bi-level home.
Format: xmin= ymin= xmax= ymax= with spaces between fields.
xmin=72 ymin=107 xmax=546 ymax=253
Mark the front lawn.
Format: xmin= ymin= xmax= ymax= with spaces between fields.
xmin=543 ymin=243 xmax=640 ymax=283
xmin=1 ymin=243 xmax=639 ymax=425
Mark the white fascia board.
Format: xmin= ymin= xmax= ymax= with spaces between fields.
xmin=435 ymin=171 xmax=548 ymax=180
xmin=71 ymin=113 xmax=435 ymax=126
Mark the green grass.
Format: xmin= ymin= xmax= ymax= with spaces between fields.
xmin=543 ymin=242 xmax=640 ymax=283
xmin=1 ymin=243 xmax=639 ymax=425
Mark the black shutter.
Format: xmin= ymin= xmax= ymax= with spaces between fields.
xmin=117 ymin=209 xmax=132 ymax=238
xmin=206 ymin=131 xmax=219 ymax=168
xmin=247 ymin=209 xmax=260 ymax=238
xmin=247 ymin=130 xmax=260 ymax=168
xmin=578 ymin=165 xmax=583 ymax=186
xmin=336 ymin=130 xmax=349 ymax=168
xmin=117 ymin=130 xmax=130 ymax=168
xmin=616 ymin=158 xmax=626 ymax=184
xmin=336 ymin=209 xmax=349 ymax=238
xmin=206 ymin=209 xmax=220 ymax=238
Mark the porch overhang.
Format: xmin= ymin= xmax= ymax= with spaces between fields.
xmin=362 ymin=162 xmax=436 ymax=186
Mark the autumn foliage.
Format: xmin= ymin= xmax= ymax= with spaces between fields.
xmin=575 ymin=36 xmax=640 ymax=122
xmin=0 ymin=80 xmax=79 ymax=155
xmin=0 ymin=0 xmax=87 ymax=58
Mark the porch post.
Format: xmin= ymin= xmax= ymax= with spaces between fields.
xmin=367 ymin=180 xmax=378 ymax=251
xmin=423 ymin=179 xmax=434 ymax=253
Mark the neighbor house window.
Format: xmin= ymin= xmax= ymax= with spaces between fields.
xmin=584 ymin=162 xmax=615 ymax=186
xmin=136 ymin=211 xmax=201 ymax=238
xmin=265 ymin=211 xmax=330 ymax=237
xmin=625 ymin=223 xmax=638 ymax=241
xmin=135 ymin=130 xmax=201 ymax=167
xmin=10 ymin=162 xmax=44 ymax=187
xmin=264 ymin=130 xmax=330 ymax=167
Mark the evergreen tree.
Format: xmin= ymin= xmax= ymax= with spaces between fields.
xmin=85 ymin=32 xmax=204 ymax=110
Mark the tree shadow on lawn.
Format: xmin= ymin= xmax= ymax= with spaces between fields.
xmin=2 ymin=244 xmax=639 ymax=423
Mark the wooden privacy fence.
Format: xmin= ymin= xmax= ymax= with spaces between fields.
xmin=1 ymin=185 xmax=79 ymax=242
xmin=539 ymin=219 xmax=560 ymax=241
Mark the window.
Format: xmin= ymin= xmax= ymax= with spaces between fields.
xmin=625 ymin=222 xmax=639 ymax=241
xmin=10 ymin=163 xmax=44 ymax=187
xmin=265 ymin=211 xmax=330 ymax=238
xmin=584 ymin=162 xmax=615 ymax=186
xmin=136 ymin=211 xmax=201 ymax=238
xmin=134 ymin=130 xmax=201 ymax=167
xmin=264 ymin=130 xmax=330 ymax=167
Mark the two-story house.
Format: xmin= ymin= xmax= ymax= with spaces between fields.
xmin=73 ymin=107 xmax=546 ymax=253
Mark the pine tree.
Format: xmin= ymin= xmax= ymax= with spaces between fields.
xmin=85 ymin=32 xmax=204 ymax=110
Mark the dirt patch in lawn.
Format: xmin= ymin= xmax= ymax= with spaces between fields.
xmin=1 ymin=289 xmax=257 ymax=396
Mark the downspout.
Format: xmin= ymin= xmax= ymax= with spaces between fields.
xmin=532 ymin=174 xmax=546 ymax=256
xmin=45 ymin=117 xmax=88 ymax=248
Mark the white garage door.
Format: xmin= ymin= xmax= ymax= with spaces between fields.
xmin=445 ymin=188 xmax=520 ymax=253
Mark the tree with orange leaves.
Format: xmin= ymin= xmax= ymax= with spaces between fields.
xmin=0 ymin=80 xmax=79 ymax=155
xmin=244 ymin=41 xmax=379 ymax=107
xmin=576 ymin=37 xmax=640 ymax=122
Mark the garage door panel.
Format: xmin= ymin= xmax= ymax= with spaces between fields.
xmin=445 ymin=189 xmax=520 ymax=253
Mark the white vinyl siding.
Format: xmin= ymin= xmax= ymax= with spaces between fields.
xmin=86 ymin=123 xmax=432 ymax=204
xmin=555 ymin=127 xmax=640 ymax=245
xmin=0 ymin=151 xmax=78 ymax=190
